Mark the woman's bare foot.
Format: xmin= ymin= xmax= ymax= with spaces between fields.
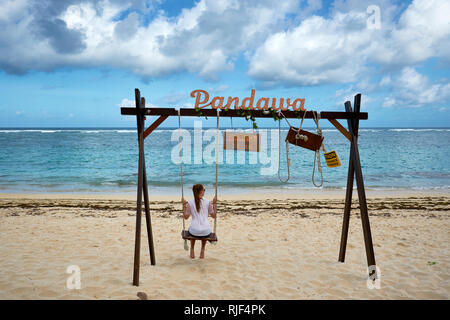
xmin=190 ymin=249 xmax=195 ymax=259
xmin=199 ymin=249 xmax=205 ymax=259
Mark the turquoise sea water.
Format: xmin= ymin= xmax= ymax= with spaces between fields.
xmin=0 ymin=127 xmax=449 ymax=195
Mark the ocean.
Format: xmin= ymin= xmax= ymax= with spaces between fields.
xmin=0 ymin=127 xmax=449 ymax=195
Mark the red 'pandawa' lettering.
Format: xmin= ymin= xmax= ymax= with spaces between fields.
xmin=191 ymin=89 xmax=211 ymax=109
xmin=224 ymin=97 xmax=239 ymax=109
xmin=239 ymin=89 xmax=255 ymax=109
xmin=190 ymin=89 xmax=306 ymax=111
xmin=287 ymin=98 xmax=306 ymax=111
xmin=211 ymin=96 xmax=224 ymax=109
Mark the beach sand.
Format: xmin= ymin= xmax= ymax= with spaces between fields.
xmin=0 ymin=190 xmax=448 ymax=300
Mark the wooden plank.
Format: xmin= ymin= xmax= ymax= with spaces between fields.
xmin=181 ymin=230 xmax=218 ymax=242
xmin=143 ymin=115 xmax=169 ymax=139
xmin=351 ymin=94 xmax=377 ymax=278
xmin=352 ymin=138 xmax=377 ymax=275
xmin=223 ymin=132 xmax=260 ymax=152
xmin=328 ymin=119 xmax=352 ymax=142
xmin=139 ymin=96 xmax=156 ymax=266
xmin=121 ymin=107 xmax=368 ymax=120
xmin=353 ymin=94 xmax=361 ymax=134
xmin=338 ymin=101 xmax=355 ymax=263
xmin=133 ymin=89 xmax=143 ymax=286
xmin=142 ymin=158 xmax=156 ymax=266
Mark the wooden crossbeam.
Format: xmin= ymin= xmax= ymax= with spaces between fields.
xmin=121 ymin=107 xmax=368 ymax=120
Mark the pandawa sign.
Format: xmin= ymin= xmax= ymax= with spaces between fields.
xmin=191 ymin=89 xmax=306 ymax=111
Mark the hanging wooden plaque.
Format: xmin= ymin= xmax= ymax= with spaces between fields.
xmin=224 ymin=131 xmax=260 ymax=152
xmin=285 ymin=127 xmax=324 ymax=151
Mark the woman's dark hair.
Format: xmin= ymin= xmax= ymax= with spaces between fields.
xmin=192 ymin=184 xmax=204 ymax=212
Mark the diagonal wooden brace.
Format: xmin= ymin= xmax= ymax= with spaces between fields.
xmin=143 ymin=115 xmax=169 ymax=139
xmin=328 ymin=119 xmax=352 ymax=142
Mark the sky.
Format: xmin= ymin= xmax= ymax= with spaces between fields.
xmin=0 ymin=0 xmax=449 ymax=128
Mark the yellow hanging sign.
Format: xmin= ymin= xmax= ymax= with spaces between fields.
xmin=324 ymin=150 xmax=341 ymax=168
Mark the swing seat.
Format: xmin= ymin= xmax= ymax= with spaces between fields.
xmin=181 ymin=230 xmax=218 ymax=242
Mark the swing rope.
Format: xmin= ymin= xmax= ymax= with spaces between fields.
xmin=277 ymin=109 xmax=307 ymax=184
xmin=178 ymin=109 xmax=188 ymax=250
xmin=213 ymin=109 xmax=219 ymax=240
xmin=312 ymin=111 xmax=323 ymax=188
xmin=278 ymin=119 xmax=290 ymax=183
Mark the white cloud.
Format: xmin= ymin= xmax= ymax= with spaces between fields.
xmin=335 ymin=84 xmax=373 ymax=109
xmin=0 ymin=0 xmax=28 ymax=21
xmin=1 ymin=0 xmax=449 ymax=101
xmin=379 ymin=76 xmax=392 ymax=87
xmin=374 ymin=0 xmax=450 ymax=65
xmin=208 ymin=84 xmax=229 ymax=93
xmin=248 ymin=0 xmax=450 ymax=87
xmin=382 ymin=96 xmax=396 ymax=108
xmin=118 ymin=98 xmax=136 ymax=108
xmin=0 ymin=0 xmax=298 ymax=79
xmin=118 ymin=97 xmax=156 ymax=108
xmin=248 ymin=11 xmax=374 ymax=86
xmin=382 ymin=67 xmax=450 ymax=108
xmin=161 ymin=91 xmax=188 ymax=105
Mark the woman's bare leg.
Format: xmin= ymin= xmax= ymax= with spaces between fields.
xmin=199 ymin=240 xmax=207 ymax=259
xmin=190 ymin=239 xmax=195 ymax=259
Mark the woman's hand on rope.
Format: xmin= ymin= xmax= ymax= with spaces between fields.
xmin=210 ymin=196 xmax=217 ymax=219
xmin=182 ymin=198 xmax=190 ymax=219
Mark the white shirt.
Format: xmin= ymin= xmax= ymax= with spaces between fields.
xmin=186 ymin=198 xmax=214 ymax=236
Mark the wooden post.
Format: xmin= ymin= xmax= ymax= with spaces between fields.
xmin=338 ymin=101 xmax=355 ymax=262
xmin=350 ymin=94 xmax=376 ymax=278
xmin=338 ymin=94 xmax=376 ymax=278
xmin=140 ymin=97 xmax=156 ymax=267
xmin=133 ymin=89 xmax=144 ymax=286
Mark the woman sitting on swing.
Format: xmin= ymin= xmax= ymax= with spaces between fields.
xmin=182 ymin=184 xmax=217 ymax=259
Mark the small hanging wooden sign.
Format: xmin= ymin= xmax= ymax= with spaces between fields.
xmin=285 ymin=127 xmax=324 ymax=151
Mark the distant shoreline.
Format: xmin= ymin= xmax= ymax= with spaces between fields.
xmin=1 ymin=188 xmax=449 ymax=201
xmin=1 ymin=126 xmax=450 ymax=130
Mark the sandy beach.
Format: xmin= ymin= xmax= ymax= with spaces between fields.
xmin=0 ymin=190 xmax=448 ymax=300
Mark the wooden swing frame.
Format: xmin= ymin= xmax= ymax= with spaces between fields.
xmin=121 ymin=88 xmax=377 ymax=286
